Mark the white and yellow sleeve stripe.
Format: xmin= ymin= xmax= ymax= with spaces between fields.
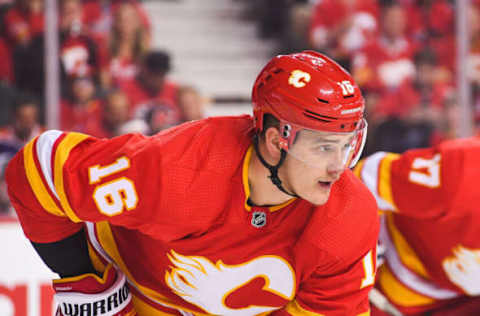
xmin=53 ymin=132 xmax=90 ymax=222
xmin=355 ymin=152 xmax=400 ymax=211
xmin=23 ymin=130 xmax=90 ymax=222
xmin=378 ymin=215 xmax=459 ymax=306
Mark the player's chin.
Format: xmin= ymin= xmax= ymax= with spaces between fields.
xmin=305 ymin=186 xmax=332 ymax=206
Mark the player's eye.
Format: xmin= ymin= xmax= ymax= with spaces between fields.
xmin=314 ymin=145 xmax=334 ymax=153
xmin=343 ymin=143 xmax=352 ymax=151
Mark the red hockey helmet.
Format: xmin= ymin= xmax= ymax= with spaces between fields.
xmin=252 ymin=51 xmax=367 ymax=168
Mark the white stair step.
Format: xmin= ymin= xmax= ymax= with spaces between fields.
xmin=144 ymin=0 xmax=276 ymax=99
xmin=206 ymin=103 xmax=252 ymax=117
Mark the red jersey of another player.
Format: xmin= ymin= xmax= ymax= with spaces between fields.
xmin=7 ymin=116 xmax=378 ymax=315
xmin=354 ymin=138 xmax=480 ymax=315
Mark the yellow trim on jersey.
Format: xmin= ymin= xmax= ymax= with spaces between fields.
xmin=23 ymin=137 xmax=66 ymax=217
xmin=87 ymin=241 xmax=107 ymax=273
xmin=378 ymin=264 xmax=434 ymax=307
xmin=386 ymin=213 xmax=430 ymax=279
xmin=378 ymin=153 xmax=400 ymax=211
xmin=94 ymin=222 xmax=211 ymax=316
xmin=242 ymin=145 xmax=253 ymax=211
xmin=54 ymin=132 xmax=90 ymax=223
xmin=242 ymin=145 xmax=296 ymax=212
xmin=269 ymin=197 xmax=296 ymax=212
xmin=285 ymin=300 xmax=324 ymax=315
xmin=357 ymin=311 xmax=370 ymax=316
xmin=352 ymin=158 xmax=365 ymax=179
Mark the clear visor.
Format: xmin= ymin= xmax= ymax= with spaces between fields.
xmin=286 ymin=119 xmax=367 ymax=169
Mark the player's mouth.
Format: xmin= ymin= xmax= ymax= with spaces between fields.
xmin=318 ymin=181 xmax=332 ymax=189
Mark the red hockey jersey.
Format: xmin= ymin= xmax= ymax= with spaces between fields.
xmin=354 ymin=138 xmax=480 ymax=315
xmin=7 ymin=115 xmax=378 ymax=316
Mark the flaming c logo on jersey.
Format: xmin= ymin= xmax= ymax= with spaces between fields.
xmin=165 ymin=250 xmax=295 ymax=315
xmin=288 ymin=70 xmax=311 ymax=88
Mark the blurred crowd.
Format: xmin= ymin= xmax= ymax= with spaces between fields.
xmin=0 ymin=0 xmax=209 ymax=216
xmin=1 ymin=0 xmax=480 ymax=217
xmin=248 ymin=0 xmax=480 ymax=155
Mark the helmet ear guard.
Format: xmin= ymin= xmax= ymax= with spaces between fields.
xmin=278 ymin=122 xmax=295 ymax=151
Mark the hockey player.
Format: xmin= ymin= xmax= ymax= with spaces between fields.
xmin=355 ymin=138 xmax=480 ymax=315
xmin=6 ymin=51 xmax=379 ymax=315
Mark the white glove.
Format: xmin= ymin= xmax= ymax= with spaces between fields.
xmin=53 ymin=263 xmax=136 ymax=316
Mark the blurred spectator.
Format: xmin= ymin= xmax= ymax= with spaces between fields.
xmin=352 ymin=2 xmax=417 ymax=92
xmin=250 ymin=0 xmax=291 ymax=40
xmin=142 ymin=85 xmax=206 ymax=136
xmin=471 ymin=3 xmax=480 ymax=133
xmin=58 ymin=0 xmax=106 ymax=81
xmin=0 ymin=82 xmax=22 ymax=127
xmin=309 ymin=0 xmax=379 ymax=68
xmin=4 ymin=0 xmax=44 ymax=47
xmin=13 ymin=0 xmax=105 ymax=109
xmin=0 ymin=96 xmax=44 ymax=148
xmin=117 ymin=50 xmax=181 ymax=122
xmin=468 ymin=3 xmax=480 ymax=83
xmin=117 ymin=118 xmax=148 ymax=135
xmin=100 ymin=1 xmax=150 ymax=88
xmin=372 ymin=49 xmax=451 ymax=120
xmin=145 ymin=103 xmax=181 ymax=135
xmin=177 ymin=85 xmax=206 ymax=122
xmin=417 ymin=0 xmax=455 ymax=79
xmin=82 ymin=0 xmax=151 ymax=37
xmin=0 ymin=37 xmax=13 ymax=84
xmin=60 ymin=75 xmax=102 ymax=132
xmin=407 ymin=49 xmax=453 ymax=132
xmin=84 ymin=89 xmax=131 ymax=138
xmin=277 ymin=1 xmax=313 ymax=53
xmin=367 ymin=49 xmax=453 ymax=154
xmin=398 ymin=0 xmax=454 ymax=43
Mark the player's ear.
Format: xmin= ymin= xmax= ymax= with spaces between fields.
xmin=264 ymin=127 xmax=282 ymax=160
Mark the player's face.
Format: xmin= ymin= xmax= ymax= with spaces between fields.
xmin=280 ymin=130 xmax=355 ymax=205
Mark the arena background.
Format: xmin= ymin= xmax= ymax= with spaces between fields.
xmin=1 ymin=0 xmax=478 ymax=314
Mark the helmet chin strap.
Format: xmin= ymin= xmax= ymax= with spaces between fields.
xmin=253 ymin=135 xmax=298 ymax=198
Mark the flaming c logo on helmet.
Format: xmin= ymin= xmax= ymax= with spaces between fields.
xmin=288 ymin=70 xmax=311 ymax=88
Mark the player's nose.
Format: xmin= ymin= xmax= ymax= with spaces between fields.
xmin=326 ymin=150 xmax=345 ymax=178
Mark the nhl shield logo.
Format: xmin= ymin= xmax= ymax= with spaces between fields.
xmin=251 ymin=211 xmax=266 ymax=228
